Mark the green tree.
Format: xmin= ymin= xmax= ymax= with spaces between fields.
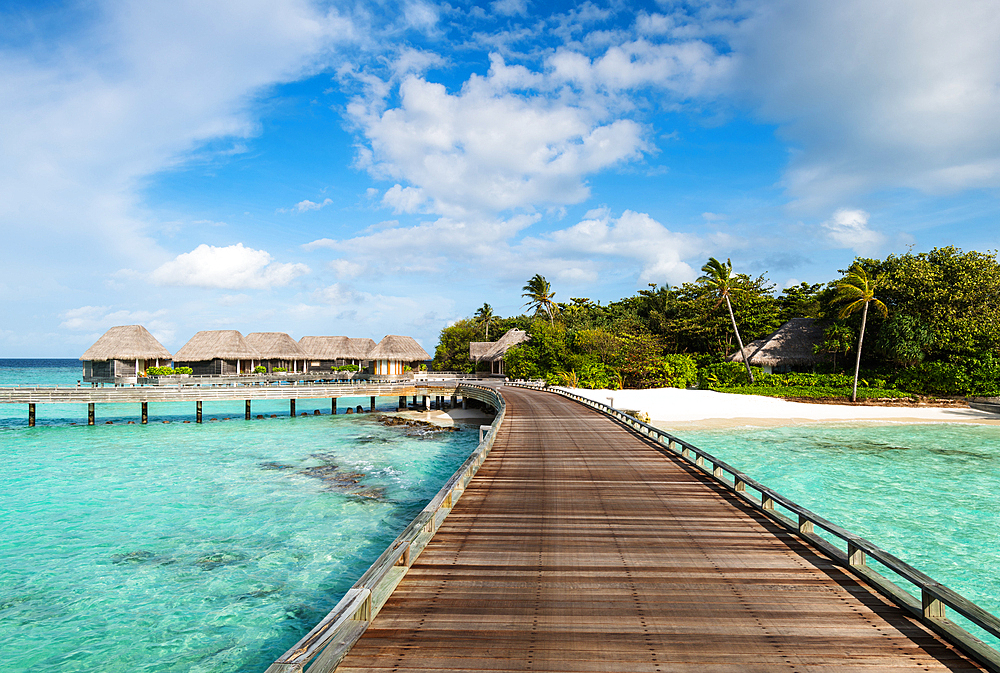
xmin=835 ymin=265 xmax=889 ymax=402
xmin=474 ymin=303 xmax=496 ymax=339
xmin=522 ymin=274 xmax=559 ymax=325
xmin=698 ymin=257 xmax=755 ymax=383
xmin=431 ymin=318 xmax=479 ymax=373
xmin=813 ymin=322 xmax=853 ymax=372
xmin=777 ymin=282 xmax=824 ymax=321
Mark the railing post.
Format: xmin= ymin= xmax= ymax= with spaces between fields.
xmin=798 ymin=514 xmax=814 ymax=534
xmin=761 ymin=494 xmax=775 ymax=510
xmin=735 ymin=478 xmax=746 ymax=492
xmin=922 ymin=589 xmax=946 ymax=619
xmin=848 ymin=541 xmax=866 ymax=567
xmin=712 ymin=464 xmax=724 ymax=479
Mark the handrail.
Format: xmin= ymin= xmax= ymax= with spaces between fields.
xmin=507 ymin=382 xmax=1000 ymax=672
xmin=263 ymin=383 xmax=507 ymax=673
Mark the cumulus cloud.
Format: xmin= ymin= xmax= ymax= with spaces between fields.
xmin=349 ymin=54 xmax=649 ymax=219
xmin=329 ymin=259 xmax=366 ymax=278
xmin=821 ymin=208 xmax=885 ymax=254
xmin=150 ymin=243 xmax=309 ymax=289
xmin=725 ymin=0 xmax=1000 ymax=208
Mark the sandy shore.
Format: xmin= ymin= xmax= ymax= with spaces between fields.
xmin=554 ymin=386 xmax=1000 ymax=429
xmin=388 ymin=408 xmax=496 ymax=427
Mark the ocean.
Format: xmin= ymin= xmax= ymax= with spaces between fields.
xmin=0 ymin=360 xmax=481 ymax=671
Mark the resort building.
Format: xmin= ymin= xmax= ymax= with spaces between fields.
xmin=172 ymin=330 xmax=261 ymax=376
xmin=245 ymin=332 xmax=307 ymax=373
xmin=470 ymin=328 xmax=530 ymax=376
xmin=298 ymin=336 xmax=376 ymax=373
xmin=80 ymin=325 xmax=172 ymax=384
xmin=368 ymin=335 xmax=430 ymax=379
xmin=727 ymin=318 xmax=828 ymax=374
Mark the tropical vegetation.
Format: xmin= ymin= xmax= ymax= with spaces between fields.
xmin=431 ymin=247 xmax=1000 ymax=400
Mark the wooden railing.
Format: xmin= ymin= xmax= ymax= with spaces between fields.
xmin=262 ymin=384 xmax=506 ymax=673
xmin=509 ymin=382 xmax=1000 ymax=672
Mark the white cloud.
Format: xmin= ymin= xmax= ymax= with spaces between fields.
xmin=150 ymin=243 xmax=310 ymax=289
xmin=329 ymin=259 xmax=366 ymax=279
xmin=349 ymin=54 xmax=648 ymax=219
xmin=382 ymin=184 xmax=426 ymax=213
xmin=282 ymin=198 xmax=333 ymax=213
xmin=491 ymin=0 xmax=528 ymax=17
xmin=821 ymin=208 xmax=885 ymax=254
xmin=725 ymin=0 xmax=1000 ymax=208
xmin=0 ymin=0 xmax=354 ymax=271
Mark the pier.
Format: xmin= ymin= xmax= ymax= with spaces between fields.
xmin=268 ymin=384 xmax=999 ymax=673
xmin=1 ymin=382 xmax=466 ymax=425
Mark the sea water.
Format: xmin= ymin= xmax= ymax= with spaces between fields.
xmin=0 ymin=360 xmax=481 ymax=672
xmin=681 ymin=422 xmax=1000 ymax=645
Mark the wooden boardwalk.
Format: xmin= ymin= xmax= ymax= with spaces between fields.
xmin=334 ymin=385 xmax=985 ymax=672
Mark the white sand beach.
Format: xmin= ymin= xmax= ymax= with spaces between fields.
xmin=555 ymin=387 xmax=1000 ymax=429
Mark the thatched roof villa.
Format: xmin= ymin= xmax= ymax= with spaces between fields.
xmin=470 ymin=328 xmax=530 ymax=376
xmin=727 ymin=318 xmax=828 ymax=374
xmin=80 ymin=325 xmax=172 ymax=383
xmin=368 ymin=335 xmax=430 ymax=378
xmin=298 ymin=336 xmax=377 ymax=372
xmin=173 ymin=330 xmax=261 ymax=376
xmin=245 ymin=332 xmax=307 ymax=373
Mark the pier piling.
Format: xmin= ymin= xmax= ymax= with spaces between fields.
xmin=88 ymin=403 xmax=95 ymax=425
xmin=370 ymin=395 xmax=376 ymax=413
xmin=28 ymin=403 xmax=35 ymax=427
xmin=290 ymin=399 xmax=296 ymax=417
xmin=141 ymin=402 xmax=148 ymax=424
xmin=332 ymin=398 xmax=337 ymax=415
xmin=245 ymin=400 xmax=251 ymax=420
xmin=196 ymin=401 xmax=202 ymax=424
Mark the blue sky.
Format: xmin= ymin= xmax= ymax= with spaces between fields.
xmin=2 ymin=0 xmax=999 ymax=356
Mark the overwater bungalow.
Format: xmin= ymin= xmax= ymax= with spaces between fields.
xmin=298 ymin=336 xmax=377 ymax=373
xmin=470 ymin=328 xmax=530 ymax=376
xmin=245 ymin=332 xmax=307 ymax=373
xmin=368 ymin=335 xmax=430 ymax=379
xmin=727 ymin=318 xmax=828 ymax=374
xmin=172 ymin=330 xmax=260 ymax=376
xmin=80 ymin=325 xmax=172 ymax=384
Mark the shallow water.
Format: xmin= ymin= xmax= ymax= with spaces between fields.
xmin=0 ymin=361 xmax=480 ymax=672
xmin=681 ymin=422 xmax=1000 ymax=643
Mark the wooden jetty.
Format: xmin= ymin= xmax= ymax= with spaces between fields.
xmin=0 ymin=382 xmax=466 ymax=426
xmin=268 ymin=384 xmax=1000 ymax=673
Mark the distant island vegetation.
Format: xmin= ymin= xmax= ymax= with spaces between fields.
xmin=433 ymin=246 xmax=1000 ymax=401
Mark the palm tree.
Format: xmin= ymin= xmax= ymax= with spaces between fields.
xmin=698 ymin=257 xmax=754 ymax=383
xmin=522 ymin=274 xmax=559 ymax=325
xmin=474 ymin=303 xmax=495 ymax=339
xmin=835 ymin=264 xmax=888 ymax=402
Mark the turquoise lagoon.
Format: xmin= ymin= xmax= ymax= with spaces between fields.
xmin=682 ymin=422 xmax=1000 ymax=645
xmin=0 ymin=360 xmax=481 ymax=671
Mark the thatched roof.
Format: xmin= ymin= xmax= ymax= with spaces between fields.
xmin=728 ymin=318 xmax=828 ymax=367
xmin=245 ymin=332 xmax=305 ymax=359
xmin=80 ymin=325 xmax=172 ymax=361
xmin=480 ymin=329 xmax=530 ymax=362
xmin=298 ymin=336 xmax=376 ymax=360
xmin=173 ymin=330 xmax=260 ymax=361
xmin=469 ymin=342 xmax=492 ymax=360
xmin=368 ymin=335 xmax=430 ymax=361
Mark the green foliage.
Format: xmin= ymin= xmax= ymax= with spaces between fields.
xmin=330 ymin=364 xmax=360 ymax=372
xmin=175 ymin=366 xmax=192 ymax=375
xmin=273 ymin=367 xmax=288 ymax=372
xmin=522 ymin=274 xmax=559 ymax=324
xmin=873 ymin=314 xmax=934 ymax=366
xmin=777 ymin=282 xmax=825 ymax=321
xmin=145 ymin=366 xmax=173 ymax=376
xmin=254 ymin=365 xmax=267 ymax=374
xmin=862 ymin=246 xmax=1000 ymax=360
xmin=698 ymin=361 xmax=757 ymax=387
xmin=892 ymin=362 xmax=968 ymax=395
xmin=432 ymin=318 xmax=479 ymax=373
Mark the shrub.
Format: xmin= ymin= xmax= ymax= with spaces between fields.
xmin=698 ymin=361 xmax=758 ymax=388
xmin=254 ymin=365 xmax=267 ymax=374
xmin=273 ymin=367 xmax=288 ymax=373
xmin=893 ymin=362 xmax=970 ymax=395
xmin=146 ymin=366 xmax=173 ymax=376
xmin=659 ymin=354 xmax=698 ymax=388
xmin=174 ymin=366 xmax=192 ymax=375
xmin=331 ymin=364 xmax=360 ymax=372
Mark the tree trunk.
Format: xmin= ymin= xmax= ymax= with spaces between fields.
xmin=727 ymin=296 xmax=754 ymax=384
xmin=851 ymin=301 xmax=869 ymax=403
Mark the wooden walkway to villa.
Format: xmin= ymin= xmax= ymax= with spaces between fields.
xmin=331 ymin=386 xmax=986 ymax=672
